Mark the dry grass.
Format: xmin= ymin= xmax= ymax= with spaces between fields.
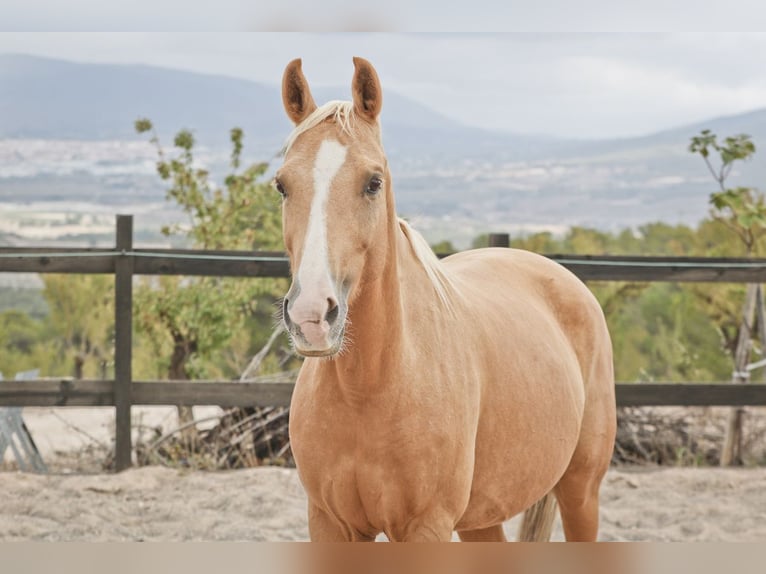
xmin=613 ymin=406 xmax=766 ymax=466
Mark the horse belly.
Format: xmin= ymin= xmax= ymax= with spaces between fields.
xmin=456 ymin=352 xmax=585 ymax=530
xmin=457 ymin=411 xmax=581 ymax=529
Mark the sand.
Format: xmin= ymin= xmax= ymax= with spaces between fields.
xmin=1 ymin=407 xmax=765 ymax=542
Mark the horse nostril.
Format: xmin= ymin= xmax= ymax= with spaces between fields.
xmin=282 ymin=297 xmax=292 ymax=327
xmin=326 ymin=297 xmax=339 ymax=325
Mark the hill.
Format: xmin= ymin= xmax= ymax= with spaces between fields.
xmin=0 ymin=53 xmax=543 ymax=159
xmin=2 ymin=53 xmax=765 ymax=246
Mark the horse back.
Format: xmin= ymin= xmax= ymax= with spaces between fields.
xmin=442 ymin=247 xmax=612 ymax=391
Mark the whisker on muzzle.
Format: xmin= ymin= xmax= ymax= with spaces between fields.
xmin=273 ymin=297 xmax=287 ymax=326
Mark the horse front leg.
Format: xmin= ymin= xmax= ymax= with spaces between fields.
xmin=308 ymin=503 xmax=375 ymax=542
xmin=390 ymin=512 xmax=455 ymax=542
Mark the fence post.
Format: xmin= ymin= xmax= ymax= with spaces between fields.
xmin=488 ymin=233 xmax=510 ymax=248
xmin=114 ymin=215 xmax=134 ymax=471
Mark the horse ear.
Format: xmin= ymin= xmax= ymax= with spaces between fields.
xmin=282 ymin=58 xmax=317 ymax=125
xmin=351 ymin=57 xmax=382 ymax=122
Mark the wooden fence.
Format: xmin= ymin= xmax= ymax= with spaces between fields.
xmin=2 ymin=217 xmax=766 ymax=471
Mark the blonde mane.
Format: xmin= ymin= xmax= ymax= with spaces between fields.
xmin=398 ymin=218 xmax=460 ymax=314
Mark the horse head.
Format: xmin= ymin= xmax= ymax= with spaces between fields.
xmin=276 ymin=57 xmax=392 ymax=357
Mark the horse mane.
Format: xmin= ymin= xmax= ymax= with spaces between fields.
xmin=398 ymin=218 xmax=460 ymax=314
xmin=284 ymin=100 xmax=382 ymax=155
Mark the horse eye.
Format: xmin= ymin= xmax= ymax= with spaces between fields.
xmin=366 ymin=177 xmax=383 ymax=195
xmin=273 ymin=179 xmax=286 ymax=198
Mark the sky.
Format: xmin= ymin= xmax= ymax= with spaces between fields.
xmin=1 ymin=32 xmax=766 ymax=139
xmin=3 ymin=0 xmax=766 ymax=32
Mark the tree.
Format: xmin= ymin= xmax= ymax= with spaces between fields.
xmin=0 ymin=272 xmax=115 ymax=380
xmin=0 ymin=310 xmax=48 ymax=377
xmin=42 ymin=274 xmax=114 ymax=379
xmin=134 ymin=119 xmax=285 ymax=434
xmin=430 ymin=239 xmax=456 ymax=253
xmin=689 ymin=130 xmax=763 ymax=254
xmin=689 ymin=129 xmax=762 ymax=466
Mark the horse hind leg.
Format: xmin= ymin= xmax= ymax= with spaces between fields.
xmin=553 ymin=470 xmax=603 ymax=542
xmin=458 ymin=524 xmax=507 ymax=542
xmin=553 ymin=396 xmax=614 ymax=541
xmin=557 ymin=390 xmax=615 ymax=539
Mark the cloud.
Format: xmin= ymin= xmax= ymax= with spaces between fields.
xmin=545 ymin=53 xmax=766 ymax=137
xmin=0 ymin=33 xmax=765 ymax=138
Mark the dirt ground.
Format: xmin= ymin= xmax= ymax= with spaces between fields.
xmin=1 ymin=406 xmax=765 ymax=542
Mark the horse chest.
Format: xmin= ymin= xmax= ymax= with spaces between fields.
xmin=290 ymin=387 xmax=473 ymax=532
xmin=292 ymin=405 xmax=456 ymax=483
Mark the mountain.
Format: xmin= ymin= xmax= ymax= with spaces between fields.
xmin=5 ymin=53 xmax=764 ymax=163
xmin=0 ymin=53 xmax=543 ymax=159
xmin=0 ymin=54 xmax=291 ymax=150
xmin=2 ymin=53 xmax=766 ymax=248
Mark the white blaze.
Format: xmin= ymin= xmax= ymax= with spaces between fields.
xmin=297 ymin=139 xmax=347 ymax=291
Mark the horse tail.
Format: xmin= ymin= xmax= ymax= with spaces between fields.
xmin=518 ymin=492 xmax=558 ymax=541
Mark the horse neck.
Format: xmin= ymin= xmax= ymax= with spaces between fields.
xmin=325 ymin=215 xmax=426 ymax=388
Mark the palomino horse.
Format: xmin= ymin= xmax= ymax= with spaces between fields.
xmin=276 ymin=57 xmax=616 ymax=542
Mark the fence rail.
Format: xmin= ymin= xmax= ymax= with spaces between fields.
xmin=5 ymin=249 xmax=766 ymax=283
xmin=1 ymin=379 xmax=765 ymax=409
xmin=0 ymin=379 xmax=295 ymax=408
xmin=2 ymin=217 xmax=766 ymax=471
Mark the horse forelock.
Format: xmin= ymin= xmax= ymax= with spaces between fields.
xmin=283 ymin=100 xmax=381 ymax=156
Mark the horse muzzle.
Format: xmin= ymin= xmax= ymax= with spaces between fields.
xmin=283 ymin=283 xmax=347 ymax=357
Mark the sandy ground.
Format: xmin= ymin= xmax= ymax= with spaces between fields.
xmin=7 ymin=406 xmax=226 ymax=467
xmin=1 ymin=407 xmax=765 ymax=542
